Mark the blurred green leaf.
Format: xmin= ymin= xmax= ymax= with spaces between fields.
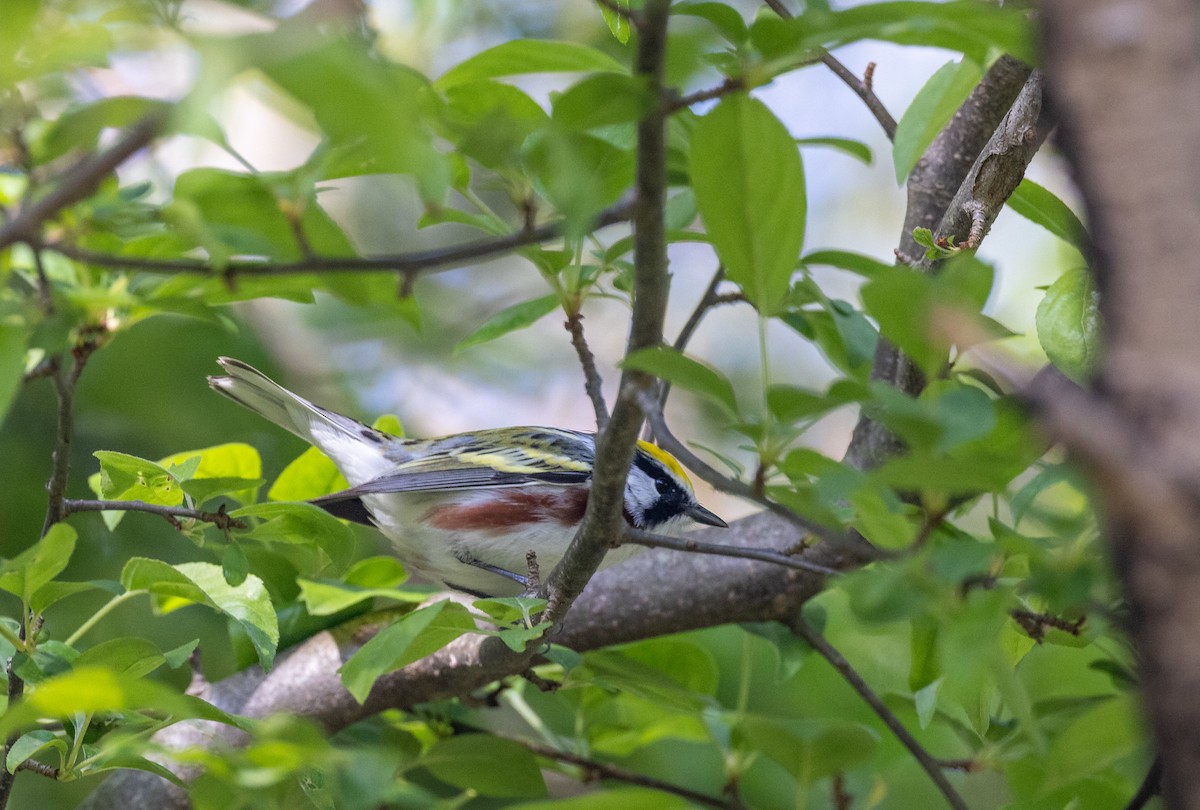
xmin=92 ymin=451 xmax=183 ymax=506
xmin=0 ymin=524 xmax=76 ymax=605
xmin=269 ymin=446 xmax=348 ymax=503
xmin=738 ymin=716 xmax=877 ymax=784
xmin=552 ymin=74 xmax=652 ymax=131
xmin=0 ymin=326 xmax=28 ymax=429
xmin=421 ymin=734 xmax=547 ymax=798
xmin=674 ymin=2 xmax=749 ymax=44
xmin=73 ymin=637 xmax=167 ymax=681
xmin=893 ymin=58 xmax=982 ymax=183
xmin=523 ymin=130 xmax=635 ymax=234
xmin=1036 ymin=268 xmax=1099 ymax=381
xmin=457 ymin=294 xmax=560 ymax=353
xmin=623 ymin=346 xmax=738 ymax=416
xmin=297 ymin=557 xmax=424 ymax=617
xmin=1008 ymin=179 xmax=1087 ymax=251
xmin=340 ymin=600 xmax=476 ymax=702
xmin=796 ymin=136 xmax=873 ymax=165
xmin=691 ymin=95 xmax=805 ymax=315
xmin=120 ymin=559 xmax=278 ymax=668
xmin=437 ymin=40 xmax=626 ymax=89
xmin=232 ymin=502 xmax=356 ymax=574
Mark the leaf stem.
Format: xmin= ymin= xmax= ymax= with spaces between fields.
xmin=64 ymin=590 xmax=146 ymax=647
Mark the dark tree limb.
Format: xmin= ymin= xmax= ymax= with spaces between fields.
xmin=540 ymin=0 xmax=674 ymax=624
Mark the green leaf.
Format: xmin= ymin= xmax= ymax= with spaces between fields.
xmin=622 ymin=346 xmax=738 ymax=417
xmin=738 ymin=716 xmax=877 ymax=784
xmin=340 ymin=600 xmax=477 ymax=702
xmin=0 ymin=666 xmax=248 ymax=740
xmin=522 ymin=130 xmax=635 ymax=235
xmin=456 ymin=294 xmax=560 ymax=353
xmin=795 ymin=136 xmax=872 ymax=165
xmin=441 ymin=81 xmax=549 ymax=171
xmin=1036 ymin=268 xmax=1099 ymax=381
xmin=691 ymin=95 xmax=805 ymax=316
xmin=73 ymin=637 xmax=167 ymax=681
xmin=860 ymin=256 xmax=998 ymax=378
xmin=674 ymin=2 xmax=749 ymax=44
xmin=1009 ymin=179 xmax=1087 ymax=251
xmin=597 ymin=1 xmax=632 ymax=44
xmin=893 ymin=58 xmax=982 ymax=183
xmin=30 ymin=579 xmax=122 ymax=614
xmin=91 ymin=451 xmax=183 ymax=506
xmin=255 ymin=35 xmax=448 ymax=201
xmin=767 ymin=380 xmax=863 ymax=424
xmin=6 ymin=730 xmax=67 ymax=774
xmin=120 ymin=559 xmax=279 ymax=668
xmin=269 ymin=445 xmax=348 ymax=502
xmin=158 ymin=443 xmax=262 ymax=505
xmin=756 ymin=2 xmax=1034 ymax=65
xmin=0 ymin=524 xmax=77 ymax=604
xmin=421 ymin=734 xmax=547 ymax=798
xmin=552 ymin=74 xmax=652 ymax=131
xmin=0 ymin=325 xmax=28 ymax=429
xmin=231 ymin=501 xmax=356 ymax=574
xmin=437 ymin=40 xmax=626 ymax=89
xmin=297 ymin=557 xmax=425 ymax=617
xmin=802 ymin=250 xmax=892 ymax=278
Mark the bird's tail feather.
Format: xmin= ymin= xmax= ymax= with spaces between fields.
xmin=208 ymin=357 xmax=365 ymax=447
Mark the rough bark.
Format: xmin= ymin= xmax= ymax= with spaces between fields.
xmin=1041 ymin=1 xmax=1200 ymax=805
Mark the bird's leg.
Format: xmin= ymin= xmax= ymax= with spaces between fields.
xmin=454 ymin=550 xmax=531 ymax=589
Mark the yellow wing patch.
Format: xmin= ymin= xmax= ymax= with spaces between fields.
xmin=637 ymin=440 xmax=693 ymax=491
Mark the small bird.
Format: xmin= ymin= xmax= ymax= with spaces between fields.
xmin=208 ymin=358 xmax=727 ymax=596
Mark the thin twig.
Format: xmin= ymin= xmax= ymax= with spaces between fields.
xmin=31 ymin=249 xmax=54 ymax=315
xmin=1010 ymin=608 xmax=1086 ymax=643
xmin=15 ymin=761 xmax=59 ymax=780
xmin=789 ymin=618 xmax=969 ymax=810
xmin=564 ymin=313 xmax=609 ymax=430
xmin=760 ymin=1 xmax=897 ymax=140
xmin=665 ymin=78 xmax=745 ymax=114
xmin=818 ymin=51 xmax=898 ymax=141
xmin=41 ymin=340 xmax=97 ymax=535
xmin=622 ymin=528 xmax=842 ymax=576
xmin=641 ymin=398 xmax=881 ymax=558
xmin=62 ymin=499 xmax=248 ymax=530
xmin=0 ymin=625 xmax=28 ymax=809
xmin=521 ymin=739 xmax=737 ymax=810
xmin=0 ymin=114 xmax=166 ymax=251
xmin=43 ymin=200 xmax=633 ymax=278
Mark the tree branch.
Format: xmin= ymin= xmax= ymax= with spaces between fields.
xmin=540 ymin=0 xmax=674 ymax=624
xmin=621 ymin=528 xmax=841 ymax=576
xmin=0 ymin=114 xmax=165 ymax=252
xmin=788 ymin=618 xmax=968 ymax=810
xmin=43 ymin=200 xmax=633 ymax=278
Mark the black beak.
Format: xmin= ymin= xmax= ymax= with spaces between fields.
xmin=687 ymin=502 xmax=728 ymax=528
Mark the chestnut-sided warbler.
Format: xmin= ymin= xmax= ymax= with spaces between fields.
xmin=208 ymin=357 xmax=727 ymax=596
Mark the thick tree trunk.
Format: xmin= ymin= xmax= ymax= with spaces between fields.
xmin=1041 ymin=1 xmax=1200 ymax=805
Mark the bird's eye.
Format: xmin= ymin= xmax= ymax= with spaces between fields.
xmin=655 ymin=479 xmax=670 ymax=494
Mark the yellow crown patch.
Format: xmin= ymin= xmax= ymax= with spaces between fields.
xmin=637 ymin=440 xmax=693 ymax=492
